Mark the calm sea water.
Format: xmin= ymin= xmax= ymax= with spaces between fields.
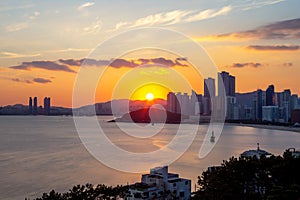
xmin=0 ymin=116 xmax=300 ymax=199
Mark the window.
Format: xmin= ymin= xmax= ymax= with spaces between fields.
xmin=180 ymin=191 xmax=185 ymax=197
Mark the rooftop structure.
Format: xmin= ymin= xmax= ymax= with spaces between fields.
xmin=127 ymin=166 xmax=191 ymax=200
xmin=241 ymin=143 xmax=272 ymax=159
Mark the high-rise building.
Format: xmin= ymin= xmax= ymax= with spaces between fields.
xmin=254 ymin=89 xmax=266 ymax=121
xmin=229 ymin=75 xmax=235 ymax=97
xmin=218 ymin=71 xmax=236 ymax=119
xmin=291 ymin=94 xmax=298 ymax=110
xmin=204 ymin=78 xmax=215 ymax=115
xmin=266 ymin=85 xmax=275 ymax=106
xmin=29 ymin=97 xmax=33 ymax=114
xmin=167 ymin=92 xmax=178 ymax=113
xmin=33 ymin=97 xmax=38 ymax=115
xmin=44 ymin=97 xmax=51 ymax=115
xmin=262 ymin=106 xmax=279 ymax=122
xmin=204 ymin=78 xmax=215 ymax=98
xmin=218 ymin=71 xmax=235 ymax=97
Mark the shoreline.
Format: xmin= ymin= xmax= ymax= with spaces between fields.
xmin=230 ymin=123 xmax=300 ymax=133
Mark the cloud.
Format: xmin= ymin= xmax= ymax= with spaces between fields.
xmin=83 ymin=19 xmax=102 ymax=34
xmin=0 ymin=4 xmax=34 ymax=12
xmin=5 ymin=11 xmax=41 ymax=32
xmin=29 ymin=11 xmax=40 ymax=20
xmin=176 ymin=57 xmax=188 ymax=61
xmin=10 ymin=61 xmax=76 ymax=73
xmin=229 ymin=62 xmax=264 ymax=68
xmin=184 ymin=6 xmax=231 ymax=22
xmin=239 ymin=0 xmax=286 ymax=11
xmin=60 ymin=57 xmax=187 ymax=68
xmin=0 ymin=51 xmax=40 ymax=58
xmin=45 ymin=48 xmax=91 ymax=53
xmin=32 ymin=78 xmax=52 ymax=83
xmin=6 ymin=22 xmax=29 ymax=32
xmin=10 ymin=58 xmax=187 ymax=73
xmin=11 ymin=78 xmax=32 ymax=84
xmin=112 ymin=6 xmax=231 ymax=31
xmin=283 ymin=62 xmax=293 ymax=67
xmin=246 ymin=45 xmax=300 ymax=51
xmin=219 ymin=18 xmax=300 ymax=40
xmin=78 ymin=2 xmax=95 ymax=11
xmin=197 ymin=18 xmax=300 ymax=42
xmin=11 ymin=77 xmax=52 ymax=84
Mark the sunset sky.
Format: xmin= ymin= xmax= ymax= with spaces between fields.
xmin=0 ymin=0 xmax=299 ymax=107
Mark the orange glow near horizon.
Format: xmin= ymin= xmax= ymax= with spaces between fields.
xmin=146 ymin=93 xmax=154 ymax=101
xmin=130 ymin=84 xmax=170 ymax=101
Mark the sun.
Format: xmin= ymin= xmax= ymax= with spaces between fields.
xmin=146 ymin=93 xmax=154 ymax=101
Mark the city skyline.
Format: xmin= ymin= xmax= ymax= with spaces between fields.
xmin=0 ymin=70 xmax=299 ymax=108
xmin=0 ymin=1 xmax=299 ymax=107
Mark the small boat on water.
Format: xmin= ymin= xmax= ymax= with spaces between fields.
xmin=210 ymin=131 xmax=215 ymax=143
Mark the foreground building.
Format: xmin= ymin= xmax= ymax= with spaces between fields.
xmin=127 ymin=166 xmax=191 ymax=200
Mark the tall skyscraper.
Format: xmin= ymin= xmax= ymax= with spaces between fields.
xmin=167 ymin=92 xmax=180 ymax=114
xmin=204 ymin=78 xmax=215 ymax=98
xmin=291 ymin=94 xmax=299 ymax=110
xmin=218 ymin=71 xmax=236 ymax=97
xmin=204 ymin=78 xmax=215 ymax=115
xmin=29 ymin=97 xmax=33 ymax=114
xmin=266 ymin=85 xmax=275 ymax=106
xmin=44 ymin=97 xmax=51 ymax=115
xmin=33 ymin=97 xmax=38 ymax=115
xmin=229 ymin=75 xmax=235 ymax=97
xmin=218 ymin=71 xmax=236 ymax=119
xmin=254 ymin=89 xmax=266 ymax=121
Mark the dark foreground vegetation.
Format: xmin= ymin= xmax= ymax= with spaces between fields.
xmin=25 ymin=184 xmax=128 ymax=200
xmin=192 ymin=150 xmax=300 ymax=200
xmin=27 ymin=150 xmax=300 ymax=200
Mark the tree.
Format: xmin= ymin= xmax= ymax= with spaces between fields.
xmin=193 ymin=152 xmax=300 ymax=200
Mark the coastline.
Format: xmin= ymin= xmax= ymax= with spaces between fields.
xmin=230 ymin=123 xmax=300 ymax=133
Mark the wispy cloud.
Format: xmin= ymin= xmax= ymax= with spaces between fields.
xmin=83 ymin=19 xmax=102 ymax=34
xmin=11 ymin=78 xmax=32 ymax=84
xmin=6 ymin=22 xmax=29 ymax=32
xmin=45 ymin=48 xmax=91 ymax=53
xmin=9 ymin=57 xmax=187 ymax=73
xmin=238 ymin=0 xmax=286 ymax=11
xmin=5 ymin=11 xmax=41 ymax=32
xmin=32 ymin=78 xmax=52 ymax=84
xmin=11 ymin=77 xmax=52 ymax=84
xmin=78 ymin=2 xmax=95 ymax=11
xmin=246 ymin=45 xmax=300 ymax=51
xmin=0 ymin=4 xmax=34 ymax=12
xmin=10 ymin=61 xmax=76 ymax=73
xmin=283 ymin=62 xmax=293 ymax=67
xmin=112 ymin=6 xmax=232 ymax=31
xmin=199 ymin=18 xmax=300 ymax=41
xmin=28 ymin=11 xmax=40 ymax=20
xmin=228 ymin=62 xmax=264 ymax=68
xmin=0 ymin=51 xmax=40 ymax=59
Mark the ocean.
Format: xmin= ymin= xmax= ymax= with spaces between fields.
xmin=0 ymin=116 xmax=299 ymax=199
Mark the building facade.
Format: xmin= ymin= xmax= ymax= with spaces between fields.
xmin=127 ymin=166 xmax=191 ymax=200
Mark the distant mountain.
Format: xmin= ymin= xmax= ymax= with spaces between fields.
xmin=73 ymin=98 xmax=167 ymax=116
xmin=116 ymin=107 xmax=187 ymax=124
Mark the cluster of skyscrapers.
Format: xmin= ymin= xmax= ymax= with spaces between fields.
xmin=167 ymin=71 xmax=300 ymax=123
xmin=28 ymin=97 xmax=51 ymax=115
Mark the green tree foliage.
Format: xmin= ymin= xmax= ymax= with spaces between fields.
xmin=27 ymin=183 xmax=128 ymax=200
xmin=193 ymin=150 xmax=300 ymax=200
